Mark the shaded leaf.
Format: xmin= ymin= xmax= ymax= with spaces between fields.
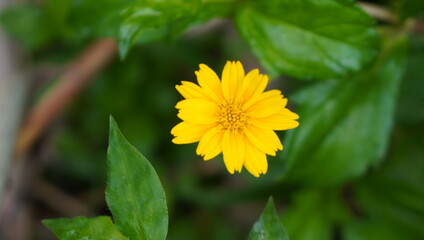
xmin=343 ymin=219 xmax=410 ymax=240
xmin=282 ymin=189 xmax=349 ymax=240
xmin=69 ymin=0 xmax=134 ymax=38
xmin=106 ymin=117 xmax=168 ymax=240
xmin=249 ymin=197 xmax=289 ymax=240
xmin=43 ymin=216 xmax=128 ymax=240
xmin=282 ymin=34 xmax=408 ymax=186
xmin=236 ymin=0 xmax=378 ymax=79
xmin=118 ymin=0 xmax=201 ymax=57
xmin=165 ymin=1 xmax=234 ymax=41
xmin=350 ymin=125 xmax=424 ymax=239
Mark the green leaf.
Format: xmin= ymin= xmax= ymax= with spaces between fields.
xmin=69 ymin=0 xmax=135 ymax=38
xmin=43 ymin=216 xmax=128 ymax=240
xmin=165 ymin=0 xmax=235 ymax=41
xmin=118 ymin=0 xmax=201 ymax=57
xmin=45 ymin=0 xmax=71 ymax=28
xmin=282 ymin=33 xmax=409 ymax=186
xmin=248 ymin=197 xmax=289 ymax=240
xmin=282 ymin=189 xmax=349 ymax=240
xmin=236 ymin=0 xmax=378 ymax=80
xmin=106 ymin=116 xmax=168 ymax=240
xmin=0 ymin=0 xmax=130 ymax=49
xmin=354 ymin=179 xmax=424 ymax=238
xmin=349 ymin=126 xmax=424 ymax=239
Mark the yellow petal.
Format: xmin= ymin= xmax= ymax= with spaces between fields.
xmin=196 ymin=126 xmax=224 ymax=160
xmin=251 ymin=109 xmax=299 ymax=130
xmin=222 ymin=130 xmax=245 ymax=174
xmin=171 ymin=122 xmax=215 ymax=144
xmin=221 ymin=61 xmax=245 ymax=103
xmin=195 ymin=64 xmax=223 ymax=103
xmin=176 ymin=81 xmax=210 ymax=100
xmin=175 ymin=98 xmax=215 ymax=110
xmin=176 ymin=99 xmax=219 ymax=124
xmin=243 ymin=141 xmax=268 ymax=177
xmin=245 ymin=125 xmax=282 ymax=156
xmin=239 ymin=70 xmax=268 ymax=105
xmin=245 ymin=90 xmax=287 ymax=118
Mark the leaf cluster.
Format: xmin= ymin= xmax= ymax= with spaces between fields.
xmin=1 ymin=0 xmax=423 ymax=239
xmin=44 ymin=119 xmax=289 ymax=240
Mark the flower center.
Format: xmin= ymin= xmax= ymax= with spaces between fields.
xmin=219 ymin=103 xmax=247 ymax=131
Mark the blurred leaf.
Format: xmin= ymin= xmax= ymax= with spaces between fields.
xmin=118 ymin=0 xmax=201 ymax=57
xmin=282 ymin=189 xmax=349 ymax=240
xmin=43 ymin=216 xmax=128 ymax=240
xmin=45 ymin=0 xmax=71 ymax=28
xmin=0 ymin=5 xmax=52 ymax=50
xmin=56 ymin=130 xmax=107 ymax=184
xmin=165 ymin=1 xmax=234 ymax=41
xmin=0 ymin=0 xmax=131 ymax=49
xmin=1 ymin=0 xmax=234 ymax=54
xmin=236 ymin=0 xmax=378 ymax=80
xmin=343 ymin=219 xmax=410 ymax=240
xmin=350 ymin=125 xmax=424 ymax=239
xmin=282 ymin=34 xmax=408 ymax=186
xmin=354 ymin=178 xmax=424 ymax=238
xmin=69 ymin=0 xmax=134 ymax=39
xmin=249 ymin=197 xmax=289 ymax=240
xmin=118 ymin=0 xmax=235 ymax=57
xmin=396 ymin=35 xmax=424 ymax=124
xmin=392 ymin=0 xmax=424 ymax=20
xmin=106 ymin=117 xmax=168 ymax=240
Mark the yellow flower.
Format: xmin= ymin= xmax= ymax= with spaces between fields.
xmin=171 ymin=61 xmax=299 ymax=177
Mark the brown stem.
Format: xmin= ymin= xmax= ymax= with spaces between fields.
xmin=358 ymin=1 xmax=398 ymax=23
xmin=31 ymin=178 xmax=93 ymax=217
xmin=412 ymin=20 xmax=424 ymax=33
xmin=14 ymin=38 xmax=117 ymax=157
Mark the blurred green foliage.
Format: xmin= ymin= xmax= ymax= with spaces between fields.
xmin=392 ymin=0 xmax=424 ymax=20
xmin=1 ymin=0 xmax=424 ymax=239
xmin=282 ymin=188 xmax=349 ymax=240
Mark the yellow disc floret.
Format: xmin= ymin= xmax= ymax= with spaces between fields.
xmin=219 ymin=103 xmax=247 ymax=131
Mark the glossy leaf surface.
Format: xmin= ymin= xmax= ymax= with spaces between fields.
xmin=236 ymin=0 xmax=378 ymax=79
xmin=282 ymin=34 xmax=408 ymax=186
xmin=43 ymin=216 xmax=128 ymax=240
xmin=249 ymin=197 xmax=289 ymax=240
xmin=106 ymin=117 xmax=168 ymax=240
xmin=118 ymin=0 xmax=201 ymax=57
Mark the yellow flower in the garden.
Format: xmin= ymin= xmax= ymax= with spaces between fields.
xmin=171 ymin=61 xmax=299 ymax=177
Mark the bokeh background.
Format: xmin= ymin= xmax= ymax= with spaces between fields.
xmin=0 ymin=0 xmax=423 ymax=240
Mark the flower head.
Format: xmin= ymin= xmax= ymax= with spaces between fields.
xmin=171 ymin=61 xmax=299 ymax=177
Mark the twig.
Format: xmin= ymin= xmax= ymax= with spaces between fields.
xmin=14 ymin=38 xmax=117 ymax=157
xmin=31 ymin=178 xmax=93 ymax=217
xmin=358 ymin=1 xmax=398 ymax=23
xmin=412 ymin=19 xmax=424 ymax=33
